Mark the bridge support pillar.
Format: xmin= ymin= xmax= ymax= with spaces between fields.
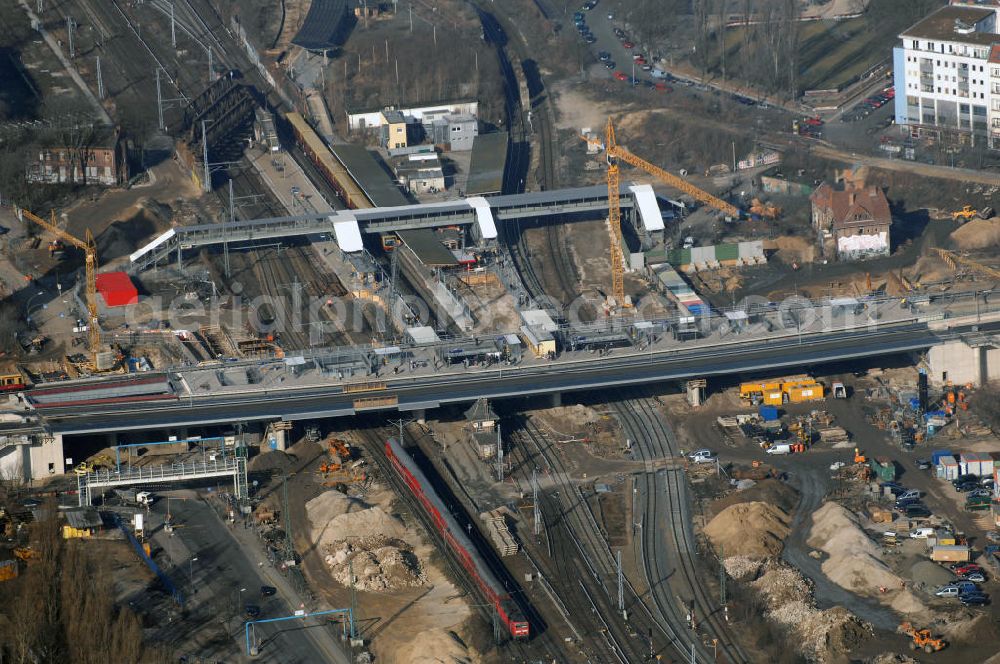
xmin=686 ymin=379 xmax=707 ymax=408
xmin=264 ymin=422 xmax=288 ymax=452
xmin=413 ymin=409 xmax=426 ymax=425
xmin=550 ymin=392 xmax=562 ymax=408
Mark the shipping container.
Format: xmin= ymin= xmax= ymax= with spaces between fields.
xmin=787 ymin=383 xmax=825 ymax=403
xmin=762 ymin=390 xmax=784 ymax=406
xmin=930 ymin=545 xmax=971 ymax=563
xmin=758 ymin=405 xmax=779 ymax=421
xmin=931 ymin=449 xmax=954 ymax=466
xmin=868 ymin=458 xmax=896 ymax=482
xmin=936 ymin=455 xmax=959 ymax=480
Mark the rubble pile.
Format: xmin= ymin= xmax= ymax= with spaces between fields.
xmin=325 ymin=535 xmax=427 ymax=592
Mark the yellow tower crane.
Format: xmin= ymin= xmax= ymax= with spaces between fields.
xmin=16 ymin=207 xmax=100 ymax=365
xmin=582 ymin=117 xmax=741 ymax=308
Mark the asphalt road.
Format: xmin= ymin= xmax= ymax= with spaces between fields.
xmin=42 ymin=321 xmax=961 ymax=434
xmin=147 ymin=492 xmax=351 ymax=663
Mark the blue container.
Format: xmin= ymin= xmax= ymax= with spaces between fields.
xmin=908 ymin=397 xmax=920 ymax=410
xmin=924 ymin=410 xmax=947 ymax=421
xmin=758 ymin=405 xmax=779 ymax=421
xmin=931 ymin=449 xmax=954 ymax=465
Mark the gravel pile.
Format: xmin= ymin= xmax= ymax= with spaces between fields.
xmin=705 ymin=501 xmax=790 ymax=559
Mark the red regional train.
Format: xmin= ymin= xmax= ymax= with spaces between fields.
xmin=385 ymin=437 xmax=530 ymax=639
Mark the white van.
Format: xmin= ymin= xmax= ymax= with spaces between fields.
xmin=910 ymin=527 xmax=935 ymax=539
xmin=688 ymin=449 xmax=716 ymax=464
xmin=766 ymin=443 xmax=792 ymax=455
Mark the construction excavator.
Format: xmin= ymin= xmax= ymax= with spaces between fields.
xmin=899 ymin=622 xmax=947 ymax=654
xmin=581 ymin=117 xmax=741 ymax=310
xmin=749 ymin=198 xmax=781 ymax=219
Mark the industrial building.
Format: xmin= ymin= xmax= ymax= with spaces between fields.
xmin=466 ymin=132 xmax=509 ymax=196
xmin=346 ymin=99 xmax=479 ymax=132
xmin=430 ymin=114 xmax=479 ymax=151
xmin=393 ymin=152 xmax=446 ymax=194
xmin=892 ymin=1 xmax=1000 ymax=148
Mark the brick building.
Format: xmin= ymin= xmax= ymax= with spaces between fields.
xmin=811 ymin=179 xmax=892 ymax=261
xmin=28 ymin=126 xmax=129 ymax=186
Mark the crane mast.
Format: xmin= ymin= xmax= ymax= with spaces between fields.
xmin=17 ymin=208 xmax=101 ymax=366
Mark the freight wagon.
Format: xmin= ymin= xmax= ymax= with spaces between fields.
xmin=385 ymin=437 xmax=529 ymax=639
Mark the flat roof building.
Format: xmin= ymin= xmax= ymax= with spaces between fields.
xmin=893 ymin=2 xmax=1000 ymax=148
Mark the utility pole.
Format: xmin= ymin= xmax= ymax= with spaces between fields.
xmin=349 ymin=556 xmax=357 ymax=639
xmin=170 ymin=2 xmax=176 ymax=48
xmin=95 ymin=57 xmax=104 ymax=99
xmin=207 ymin=45 xmax=213 ymax=82
xmin=495 ymin=424 xmax=503 ymax=482
xmin=201 ymin=120 xmax=210 ymax=193
xmin=617 ymin=549 xmax=625 ymax=619
xmin=282 ymin=475 xmax=295 ymax=564
xmin=66 ymin=16 xmax=75 ymax=58
xmin=409 ymin=3 xmax=412 ymax=32
xmin=156 ymin=68 xmax=165 ymax=130
xmin=719 ymin=543 xmax=726 ymax=606
xmin=532 ymin=468 xmax=540 ymax=536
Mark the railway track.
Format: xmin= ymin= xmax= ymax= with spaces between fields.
xmin=356 ymin=427 xmax=565 ymax=663
xmin=513 ymin=417 xmax=701 ymax=662
xmin=613 ymin=399 xmax=749 ymax=664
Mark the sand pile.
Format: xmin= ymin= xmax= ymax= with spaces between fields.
xmin=952 ymin=217 xmax=1000 ymax=250
xmin=865 ymin=655 xmax=917 ymax=664
xmin=307 ymin=490 xmax=407 ymax=547
xmin=326 ymin=535 xmax=426 ymax=592
xmin=748 ymin=561 xmax=872 ymax=662
xmin=768 ymin=235 xmax=816 ymax=265
xmin=704 ymin=501 xmax=790 ymax=558
xmin=392 ymin=630 xmax=472 ymax=664
xmin=808 ymin=502 xmax=928 ymax=616
xmin=723 ymin=555 xmax=765 ymax=580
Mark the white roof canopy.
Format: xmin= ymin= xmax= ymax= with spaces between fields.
xmin=466 ymin=196 xmax=497 ymax=239
xmin=629 ymin=184 xmax=664 ymax=232
xmin=331 ymin=215 xmax=363 ymax=252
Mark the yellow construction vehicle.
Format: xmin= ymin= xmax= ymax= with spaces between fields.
xmin=899 ymin=622 xmax=946 ymax=654
xmin=951 ymin=205 xmax=978 ymax=222
xmin=853 ymin=448 xmax=867 ymax=464
xmin=17 ymin=208 xmax=101 ymax=366
xmin=14 ymin=546 xmax=40 ymax=563
xmin=581 ymin=117 xmax=741 ymax=309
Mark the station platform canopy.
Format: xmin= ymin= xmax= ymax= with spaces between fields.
xmin=629 ymin=184 xmax=664 ymax=232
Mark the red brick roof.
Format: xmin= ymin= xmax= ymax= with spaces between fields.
xmin=811 ymin=184 xmax=891 ymax=231
xmin=990 ymin=44 xmax=1000 ymax=65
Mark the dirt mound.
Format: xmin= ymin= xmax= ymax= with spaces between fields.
xmin=723 ymin=555 xmax=765 ymax=580
xmin=307 ymin=490 xmax=407 ymax=545
xmin=768 ymin=235 xmax=815 ymax=265
xmin=712 ymin=478 xmax=798 ymax=515
xmin=95 ymin=200 xmax=172 ymax=262
xmin=393 ymin=629 xmax=472 ymax=664
xmin=704 ymin=501 xmax=790 ymax=558
xmin=808 ymin=502 xmax=928 ymax=616
xmin=248 ymin=449 xmax=297 ymax=472
xmin=951 ymin=218 xmax=1000 ymax=250
xmin=752 ymin=564 xmax=811 ymax=606
xmin=325 ymin=535 xmax=426 ymax=592
xmin=909 ymin=560 xmax=953 ymax=590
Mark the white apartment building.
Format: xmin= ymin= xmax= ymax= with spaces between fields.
xmin=893 ymin=2 xmax=1000 ymax=148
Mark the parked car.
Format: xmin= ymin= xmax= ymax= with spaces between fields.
xmin=952 ymin=474 xmax=978 ymax=487
xmin=968 ymin=489 xmax=992 ymax=499
xmin=897 ymin=489 xmax=921 ymax=502
xmin=954 ymin=580 xmax=978 ymax=594
xmin=598 ymin=51 xmax=611 ymax=61
xmin=654 ymin=82 xmax=672 ymax=92
xmin=766 ymin=443 xmax=793 ymax=456
xmin=245 ymin=605 xmax=261 ymax=619
xmin=640 ymin=63 xmax=652 ymax=71
xmin=960 ymin=593 xmax=990 ymax=607
xmin=935 ymin=585 xmax=960 ymax=598
xmin=910 ymin=527 xmax=935 ymax=539
xmin=916 ymin=458 xmax=931 ymax=470
xmin=894 ymin=497 xmax=921 ymax=510
xmin=622 ymin=40 xmax=635 ymax=48
xmin=260 ymin=586 xmax=277 ymax=597
xmin=605 ymin=60 xmax=616 ymax=69
xmin=688 ymin=449 xmax=716 ymax=464
xmin=905 ymin=504 xmax=932 ymax=519
xmin=880 ymin=481 xmax=905 ymax=495
xmin=986 ymin=531 xmax=1000 ymax=544
xmin=955 ymin=481 xmax=981 ymax=493
xmin=614 ymin=71 xmax=628 ymax=81
xmin=584 ymin=34 xmax=596 ymax=43
xmin=951 ymin=563 xmax=983 ymax=575
xmin=960 ymin=571 xmax=987 ymax=583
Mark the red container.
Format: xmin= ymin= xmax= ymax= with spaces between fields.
xmin=95 ymin=271 xmax=138 ymax=307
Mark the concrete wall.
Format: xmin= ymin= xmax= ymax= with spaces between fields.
xmin=928 ymin=340 xmax=1000 ymax=386
xmin=29 ymin=434 xmax=65 ymax=480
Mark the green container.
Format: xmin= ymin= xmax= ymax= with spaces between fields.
xmin=868 ymin=459 xmax=896 ymax=482
xmin=715 ymin=243 xmax=739 ymax=261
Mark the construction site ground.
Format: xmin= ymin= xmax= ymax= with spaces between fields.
xmin=261 ymin=438 xmax=487 ymax=664
xmin=659 ymin=371 xmax=1000 ymax=662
